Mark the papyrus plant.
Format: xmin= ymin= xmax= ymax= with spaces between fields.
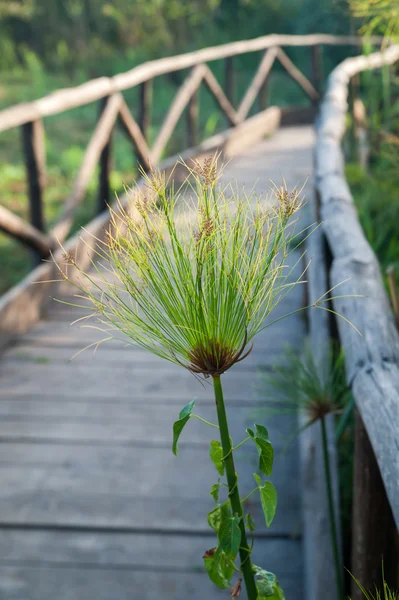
xmin=263 ymin=343 xmax=352 ymax=600
xmin=55 ymin=156 xmax=312 ymax=600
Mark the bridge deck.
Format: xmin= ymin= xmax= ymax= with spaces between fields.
xmin=0 ymin=126 xmax=314 ymax=600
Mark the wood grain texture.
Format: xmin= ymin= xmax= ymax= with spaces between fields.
xmin=303 ymin=189 xmax=342 ymax=600
xmin=315 ymin=45 xmax=399 ymax=528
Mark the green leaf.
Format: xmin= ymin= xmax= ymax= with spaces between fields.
xmin=210 ymin=481 xmax=221 ymax=504
xmin=253 ymin=566 xmax=285 ymax=599
xmin=208 ymin=503 xmax=231 ymax=536
xmin=218 ymin=514 xmax=241 ymax=558
xmin=247 ymin=424 xmax=274 ymax=476
xmin=209 ymin=440 xmax=224 ymax=475
xmin=245 ymin=513 xmax=256 ymax=533
xmin=254 ymin=475 xmax=277 ymax=528
xmin=203 ymin=548 xmax=234 ymax=589
xmin=172 ymin=399 xmax=195 ymax=455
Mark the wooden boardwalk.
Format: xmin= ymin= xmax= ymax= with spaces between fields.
xmin=0 ymin=126 xmax=314 ymax=600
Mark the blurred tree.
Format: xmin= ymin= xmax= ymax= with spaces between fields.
xmin=349 ymin=0 xmax=399 ymax=40
xmin=0 ymin=0 xmax=349 ymax=74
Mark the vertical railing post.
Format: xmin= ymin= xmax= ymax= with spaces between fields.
xmin=98 ymin=96 xmax=112 ymax=214
xmin=186 ymin=91 xmax=199 ymax=148
xmin=259 ymin=78 xmax=268 ymax=111
xmin=311 ymin=44 xmax=323 ymax=105
xmin=21 ymin=119 xmax=46 ymax=266
xmin=351 ymin=409 xmax=399 ymax=599
xmin=139 ymin=79 xmax=152 ymax=143
xmin=225 ymin=56 xmax=235 ymax=107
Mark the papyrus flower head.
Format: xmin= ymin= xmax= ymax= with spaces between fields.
xmin=58 ymin=156 xmax=306 ymax=378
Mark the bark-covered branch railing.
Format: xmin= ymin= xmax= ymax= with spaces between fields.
xmin=314 ymin=44 xmax=399 ymax=598
xmin=0 ymin=33 xmax=386 ymax=265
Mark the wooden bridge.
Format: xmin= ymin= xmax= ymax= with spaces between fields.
xmin=0 ymin=34 xmax=398 ymax=600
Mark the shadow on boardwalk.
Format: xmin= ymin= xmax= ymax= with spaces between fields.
xmin=0 ymin=126 xmax=314 ymax=600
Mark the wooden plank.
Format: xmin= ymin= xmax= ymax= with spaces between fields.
xmin=0 ymin=449 xmax=300 ymax=534
xmin=0 ymin=35 xmax=386 ymax=132
xmin=0 ymin=530 xmax=301 ymax=571
xmin=0 ymin=536 xmax=303 ymax=600
xmin=53 ymin=93 xmax=122 ymax=242
xmin=276 ymin=48 xmax=319 ymax=102
xmin=316 ymin=45 xmax=399 ymax=529
xmin=237 ymin=47 xmax=278 ymax=121
xmin=0 ymin=205 xmax=52 ymax=257
xmin=0 ymin=360 xmax=299 ymax=401
xmin=150 ymin=65 xmax=206 ymax=164
xmin=0 ymin=403 xmax=296 ymax=447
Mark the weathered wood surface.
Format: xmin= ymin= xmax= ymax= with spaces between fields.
xmin=315 ymin=44 xmax=399 ymax=529
xmin=0 ymin=34 xmax=384 ymax=132
xmin=0 ymin=205 xmax=52 ymax=256
xmin=0 ymin=128 xmax=313 ymax=599
xmin=302 ymin=188 xmax=342 ymax=600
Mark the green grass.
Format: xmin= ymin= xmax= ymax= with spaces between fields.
xmin=0 ymin=55 xmax=312 ymax=294
xmin=345 ymin=159 xmax=399 ymax=304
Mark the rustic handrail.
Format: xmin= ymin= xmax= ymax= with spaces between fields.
xmin=0 ymin=34 xmax=384 ymax=132
xmin=314 ymin=43 xmax=399 ymax=597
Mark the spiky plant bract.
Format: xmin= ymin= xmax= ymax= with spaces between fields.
xmin=54 ymin=155 xmax=319 ymax=600
xmin=263 ymin=343 xmax=353 ymax=600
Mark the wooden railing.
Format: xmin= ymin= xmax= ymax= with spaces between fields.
xmin=312 ymin=44 xmax=399 ymax=599
xmin=0 ymin=33 xmax=384 ymax=266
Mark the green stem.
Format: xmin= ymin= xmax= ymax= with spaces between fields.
xmin=232 ymin=436 xmax=251 ymax=451
xmin=321 ymin=416 xmax=344 ymax=600
xmin=335 ymin=396 xmax=355 ymax=442
xmin=212 ymin=375 xmax=258 ymax=600
xmin=190 ymin=414 xmax=219 ymax=429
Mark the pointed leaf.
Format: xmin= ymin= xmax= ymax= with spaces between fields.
xmin=254 ymin=475 xmax=277 ymax=528
xmin=245 ymin=513 xmax=256 ymax=533
xmin=247 ymin=424 xmax=274 ymax=476
xmin=210 ymin=481 xmax=221 ymax=503
xmin=218 ymin=514 xmax=241 ymax=558
xmin=172 ymin=399 xmax=195 ymax=455
xmin=208 ymin=503 xmax=231 ymax=536
xmin=209 ymin=440 xmax=224 ymax=475
xmin=203 ymin=548 xmax=233 ymax=589
xmin=253 ymin=472 xmax=262 ymax=487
